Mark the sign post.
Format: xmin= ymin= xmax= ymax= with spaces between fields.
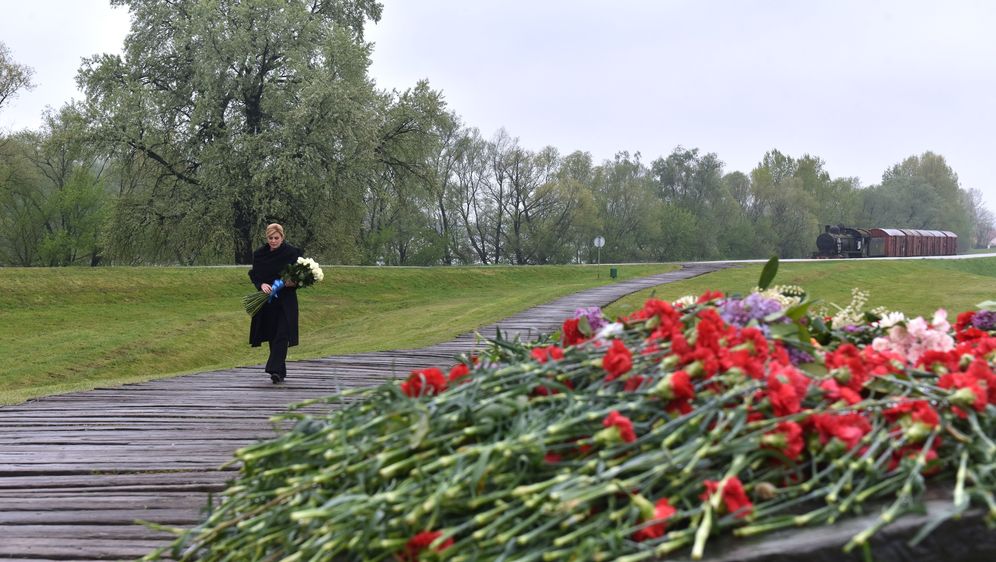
xmin=593 ymin=236 xmax=605 ymax=266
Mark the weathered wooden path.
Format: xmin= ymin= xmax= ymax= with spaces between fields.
xmin=0 ymin=264 xmax=728 ymax=561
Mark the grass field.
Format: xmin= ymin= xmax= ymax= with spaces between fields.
xmin=604 ymin=257 xmax=996 ymax=321
xmin=5 ymin=258 xmax=994 ymax=406
xmin=1 ymin=264 xmax=676 ymax=405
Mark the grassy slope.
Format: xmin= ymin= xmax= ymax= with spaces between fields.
xmin=604 ymin=258 xmax=996 ymax=320
xmin=2 ymin=264 xmax=675 ymax=405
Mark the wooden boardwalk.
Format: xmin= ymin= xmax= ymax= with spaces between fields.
xmin=0 ymin=264 xmax=728 ymax=561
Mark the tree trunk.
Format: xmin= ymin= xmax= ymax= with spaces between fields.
xmin=233 ymin=199 xmax=255 ymax=264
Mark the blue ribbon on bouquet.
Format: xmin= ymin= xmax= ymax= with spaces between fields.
xmin=268 ymin=279 xmax=285 ymax=303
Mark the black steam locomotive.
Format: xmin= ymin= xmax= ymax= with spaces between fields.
xmin=814 ymin=225 xmax=957 ymax=258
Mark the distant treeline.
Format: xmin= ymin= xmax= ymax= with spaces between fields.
xmin=1 ymin=1 xmax=992 ymax=266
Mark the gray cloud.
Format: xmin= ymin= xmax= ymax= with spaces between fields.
xmin=3 ymin=0 xmax=994 ymax=212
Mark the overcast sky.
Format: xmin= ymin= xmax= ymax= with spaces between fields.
xmin=3 ymin=0 xmax=995 ymax=212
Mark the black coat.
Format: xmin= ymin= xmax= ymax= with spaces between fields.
xmin=248 ymin=242 xmax=303 ymax=347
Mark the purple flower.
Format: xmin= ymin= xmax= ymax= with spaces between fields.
xmin=719 ymin=294 xmax=783 ymax=328
xmin=786 ymin=346 xmax=814 ymax=366
xmin=971 ymin=310 xmax=996 ymax=331
xmin=574 ymin=306 xmax=608 ymax=333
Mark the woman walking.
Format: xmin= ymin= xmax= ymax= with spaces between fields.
xmin=248 ymin=223 xmax=302 ymax=383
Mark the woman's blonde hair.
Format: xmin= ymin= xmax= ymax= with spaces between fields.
xmin=265 ymin=223 xmax=285 ymax=239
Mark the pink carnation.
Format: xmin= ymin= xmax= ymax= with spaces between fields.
xmin=871 ymin=310 xmax=954 ymax=364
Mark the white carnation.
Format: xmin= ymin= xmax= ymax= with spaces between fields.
xmin=874 ymin=311 xmax=906 ymax=329
xmin=594 ymin=322 xmax=624 ymax=341
xmin=673 ymin=295 xmax=697 ymax=309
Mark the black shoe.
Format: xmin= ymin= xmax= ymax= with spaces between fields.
xmin=270 ymin=373 xmax=285 ymax=384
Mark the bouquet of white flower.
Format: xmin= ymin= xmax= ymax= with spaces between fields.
xmin=243 ymin=257 xmax=324 ymax=316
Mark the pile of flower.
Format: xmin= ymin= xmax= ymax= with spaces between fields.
xmin=151 ymin=261 xmax=996 ymax=561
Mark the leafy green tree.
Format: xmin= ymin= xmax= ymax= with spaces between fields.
xmin=650 ymin=147 xmax=732 ymax=259
xmin=590 ymin=152 xmax=658 ymax=263
xmin=553 ymin=151 xmax=600 ymax=263
xmin=859 ymin=178 xmax=942 ymax=227
xmin=0 ymin=137 xmax=46 ymax=265
xmin=22 ymin=107 xmax=111 ymax=266
xmin=749 ymin=150 xmax=817 ymax=258
xmin=79 ymin=0 xmax=384 ymax=264
xmin=864 ymin=152 xmax=973 ymax=249
xmin=789 ymin=154 xmax=862 ymax=229
xmin=859 ymin=174 xmax=973 ymax=253
xmin=0 ymin=107 xmax=110 ymax=266
xmin=0 ymin=41 xmax=39 ymax=264
xmin=362 ymin=82 xmax=452 ymax=265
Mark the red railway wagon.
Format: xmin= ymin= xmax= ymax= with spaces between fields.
xmin=868 ymin=228 xmax=904 ymax=257
xmin=816 ymin=225 xmax=958 ymax=258
xmin=941 ymin=231 xmax=958 ymax=254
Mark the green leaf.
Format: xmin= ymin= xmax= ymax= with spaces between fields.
xmin=767 ymin=323 xmax=798 ymax=339
xmin=784 ymin=300 xmax=815 ymax=322
xmin=409 ymin=407 xmax=430 ymax=449
xmin=578 ymin=315 xmax=592 ymax=337
xmin=798 ymin=361 xmax=828 ymax=378
xmin=757 ymin=255 xmax=779 ymax=290
xmin=796 ymin=322 xmax=812 ymax=346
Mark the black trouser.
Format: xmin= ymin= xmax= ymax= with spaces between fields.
xmin=265 ymin=311 xmax=289 ymax=376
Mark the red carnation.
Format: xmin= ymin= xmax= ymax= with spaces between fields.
xmin=824 ymin=343 xmax=869 ymax=391
xmin=400 ymin=530 xmax=453 ymax=561
xmin=765 ymin=364 xmax=810 ymax=416
xmin=626 ymin=298 xmax=680 ymax=323
xmin=888 ymin=444 xmax=941 ymax=475
xmin=599 ymin=410 xmax=637 ymax=443
xmin=957 ymin=326 xmax=990 ymax=343
xmin=562 ymin=317 xmax=587 ymax=346
xmin=400 ymin=368 xmax=448 ymax=397
xmin=762 ymin=421 xmax=805 ymax=461
xmin=818 ymin=378 xmax=861 ymax=405
xmin=666 ymin=398 xmax=694 ymax=416
xmin=448 ymin=363 xmax=470 ymax=383
xmin=655 ymin=370 xmax=694 ymax=401
xmin=884 ymin=399 xmax=940 ymax=427
xmin=917 ymin=349 xmax=960 ymax=374
xmin=602 ymin=339 xmax=633 ymax=381
xmin=701 ymin=476 xmax=753 ymax=518
xmin=954 ymin=310 xmax=976 ymax=333
xmin=884 ymin=399 xmax=940 ymax=442
xmin=532 ymin=378 xmax=574 ymax=396
xmin=623 ymin=375 xmax=650 ymax=392
xmin=530 ymin=345 xmax=564 ymax=364
xmin=631 ymin=496 xmax=677 ymax=542
xmin=696 ymin=290 xmax=724 ymax=303
xmin=939 ymin=371 xmax=987 ymax=414
xmin=811 ymin=412 xmax=872 ymax=451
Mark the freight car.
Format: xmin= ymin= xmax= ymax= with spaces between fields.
xmin=814 ymin=225 xmax=957 ymax=258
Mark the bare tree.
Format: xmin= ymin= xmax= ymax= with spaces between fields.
xmin=966 ymin=188 xmax=996 ymax=248
xmin=0 ymin=41 xmax=34 ymax=116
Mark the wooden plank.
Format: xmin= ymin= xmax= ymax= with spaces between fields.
xmin=0 ymin=509 xmax=202 ymax=525
xmin=2 ymin=524 xmax=176 ymax=539
xmin=0 ymin=538 xmax=168 ymax=559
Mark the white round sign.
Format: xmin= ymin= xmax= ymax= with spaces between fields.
xmin=593 ymin=236 xmax=605 ymax=248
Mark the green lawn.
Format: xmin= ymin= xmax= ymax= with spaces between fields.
xmin=2 ymin=264 xmax=675 ymax=405
xmin=604 ymin=258 xmax=996 ymax=320
xmin=6 ymin=258 xmax=993 ymax=406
